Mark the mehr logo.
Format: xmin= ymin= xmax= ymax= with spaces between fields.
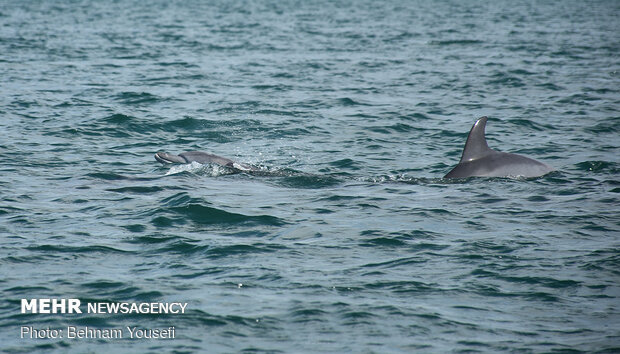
xmin=21 ymin=299 xmax=82 ymax=314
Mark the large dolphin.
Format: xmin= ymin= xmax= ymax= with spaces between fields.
xmin=444 ymin=116 xmax=554 ymax=178
xmin=155 ymin=151 xmax=258 ymax=172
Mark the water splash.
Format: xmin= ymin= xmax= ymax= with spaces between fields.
xmin=164 ymin=161 xmax=236 ymax=177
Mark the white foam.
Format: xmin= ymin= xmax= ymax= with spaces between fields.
xmin=164 ymin=162 xmax=236 ymax=177
xmin=164 ymin=161 xmax=204 ymax=175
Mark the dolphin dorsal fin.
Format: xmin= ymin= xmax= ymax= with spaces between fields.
xmin=460 ymin=116 xmax=493 ymax=162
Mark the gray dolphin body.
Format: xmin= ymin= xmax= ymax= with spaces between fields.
xmin=444 ymin=117 xmax=554 ymax=178
xmin=155 ymin=151 xmax=257 ymax=172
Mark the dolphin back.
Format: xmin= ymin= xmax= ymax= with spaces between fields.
xmin=178 ymin=151 xmax=235 ymax=167
xmin=444 ymin=117 xmax=554 ymax=178
xmin=155 ymin=150 xmax=260 ymax=172
xmin=445 ymin=151 xmax=553 ymax=178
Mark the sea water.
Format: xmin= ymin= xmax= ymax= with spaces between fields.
xmin=1 ymin=0 xmax=618 ymax=352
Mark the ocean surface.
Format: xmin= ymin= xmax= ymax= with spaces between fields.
xmin=1 ymin=0 xmax=619 ymax=352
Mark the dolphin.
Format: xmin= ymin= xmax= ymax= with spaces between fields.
xmin=155 ymin=151 xmax=258 ymax=172
xmin=444 ymin=116 xmax=554 ymax=178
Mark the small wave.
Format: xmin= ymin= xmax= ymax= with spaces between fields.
xmin=154 ymin=240 xmax=209 ymax=254
xmin=85 ymin=172 xmax=154 ymax=182
xmin=172 ymin=203 xmax=284 ymax=226
xmin=122 ymin=224 xmax=147 ymax=233
xmin=26 ymin=244 xmax=133 ymax=254
xmin=290 ymin=307 xmax=328 ymax=324
xmin=251 ymin=84 xmax=293 ymax=92
xmin=362 ymin=280 xmax=436 ymax=295
xmin=80 ymin=280 xmax=125 ymax=290
xmin=102 ymin=113 xmax=133 ymax=124
xmin=536 ymin=82 xmax=564 ymax=91
xmin=127 ymin=235 xmax=179 ymax=244
xmin=89 ymin=114 xmax=157 ymax=138
xmin=362 ymin=256 xmax=426 ymax=269
xmin=402 ymin=112 xmax=431 ymax=121
xmin=584 ymin=120 xmax=619 ymax=134
xmin=163 ymin=116 xmax=208 ymax=130
xmin=575 ymin=161 xmax=617 ymax=173
xmin=5 ymin=285 xmax=52 ymax=294
xmin=336 ymin=97 xmax=370 ymax=106
xmin=156 ymin=61 xmax=198 ymax=68
xmin=557 ymin=93 xmax=599 ymax=104
xmin=428 ymin=39 xmax=483 ymax=46
xmin=106 ymin=186 xmax=166 ymax=194
xmin=270 ymin=174 xmax=342 ymax=189
xmin=0 ymin=205 xmax=24 ymax=216
xmin=328 ymin=158 xmax=361 ymax=170
xmin=112 ymin=91 xmax=165 ymax=105
xmin=472 ymin=269 xmax=581 ymax=289
xmin=151 ymin=240 xmax=286 ymax=259
xmin=159 ymin=192 xmax=192 ymax=207
xmin=485 ymin=71 xmax=525 ymax=88
xmin=362 ymin=175 xmax=440 ymax=185
xmin=526 ymin=195 xmax=550 ymax=202
xmin=340 ymin=311 xmax=376 ymax=325
xmin=506 ymin=118 xmax=556 ymax=131
xmin=360 ymin=237 xmax=407 ymax=247
xmin=205 ymin=243 xmax=284 ymax=259
xmin=150 ymin=195 xmax=285 ymax=228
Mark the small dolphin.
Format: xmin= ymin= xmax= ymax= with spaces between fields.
xmin=155 ymin=151 xmax=258 ymax=172
xmin=444 ymin=116 xmax=554 ymax=178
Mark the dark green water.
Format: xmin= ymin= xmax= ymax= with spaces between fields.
xmin=1 ymin=0 xmax=619 ymax=352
